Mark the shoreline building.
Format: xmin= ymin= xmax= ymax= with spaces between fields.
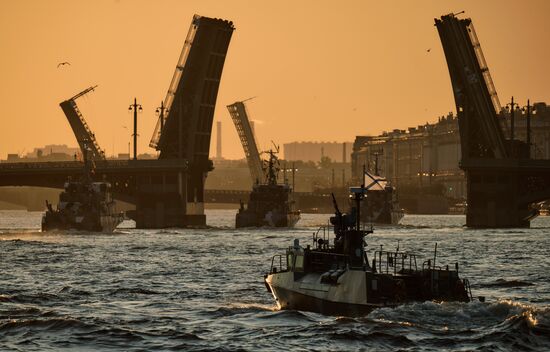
xmin=284 ymin=141 xmax=353 ymax=163
xmin=352 ymin=102 xmax=550 ymax=200
xmin=4 ymin=144 xmax=80 ymax=163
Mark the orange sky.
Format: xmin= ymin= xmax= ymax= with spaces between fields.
xmin=1 ymin=0 xmax=549 ymax=160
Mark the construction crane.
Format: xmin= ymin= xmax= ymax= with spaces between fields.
xmin=226 ymin=99 xmax=263 ymax=184
xmin=59 ymin=85 xmax=105 ymax=161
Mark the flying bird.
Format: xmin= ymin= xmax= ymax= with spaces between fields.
xmin=57 ymin=61 xmax=71 ymax=68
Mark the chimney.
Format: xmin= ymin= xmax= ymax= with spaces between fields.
xmin=342 ymin=142 xmax=347 ymax=163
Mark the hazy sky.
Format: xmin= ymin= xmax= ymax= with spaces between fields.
xmin=1 ymin=0 xmax=549 ymax=160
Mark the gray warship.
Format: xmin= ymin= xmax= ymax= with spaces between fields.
xmin=41 ymin=154 xmax=124 ymax=232
xmin=360 ymin=170 xmax=404 ymax=225
xmin=236 ymin=149 xmax=300 ymax=228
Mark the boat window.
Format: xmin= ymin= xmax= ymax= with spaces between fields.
xmin=287 ymin=253 xmax=294 ymax=270
xmin=294 ymin=255 xmax=304 ymax=271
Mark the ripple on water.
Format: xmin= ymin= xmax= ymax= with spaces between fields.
xmin=0 ymin=211 xmax=549 ymax=351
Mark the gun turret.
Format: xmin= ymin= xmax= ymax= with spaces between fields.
xmin=330 ymin=193 xmax=347 ymax=239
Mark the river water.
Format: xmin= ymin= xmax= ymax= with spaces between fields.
xmin=0 ymin=210 xmax=549 ymax=351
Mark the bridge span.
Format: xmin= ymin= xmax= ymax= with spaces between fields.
xmin=0 ymin=159 xmax=197 ymax=227
xmin=0 ymin=166 xmax=344 ymax=216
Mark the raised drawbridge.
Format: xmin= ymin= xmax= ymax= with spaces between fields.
xmin=436 ymin=13 xmax=550 ymax=227
xmin=142 ymin=14 xmax=234 ymax=227
xmin=226 ymin=100 xmax=264 ymax=184
xmin=60 ymin=85 xmax=105 ymax=161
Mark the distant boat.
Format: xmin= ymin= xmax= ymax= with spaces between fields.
xmin=359 ymin=171 xmax=404 ymax=225
xmin=42 ymin=151 xmax=124 ymax=232
xmin=236 ymin=149 xmax=300 ymax=228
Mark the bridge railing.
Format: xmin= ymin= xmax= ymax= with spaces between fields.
xmin=0 ymin=161 xmax=82 ymax=170
xmin=0 ymin=159 xmax=189 ymax=171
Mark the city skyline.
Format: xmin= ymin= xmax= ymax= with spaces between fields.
xmin=1 ymin=0 xmax=549 ymax=160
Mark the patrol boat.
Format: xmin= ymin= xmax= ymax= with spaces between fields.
xmin=264 ymin=186 xmax=471 ymax=316
xmin=236 ymin=148 xmax=300 ymax=228
xmin=41 ymin=154 xmax=124 ymax=232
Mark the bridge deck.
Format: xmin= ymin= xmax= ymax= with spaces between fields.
xmin=461 ymin=158 xmax=550 ymax=170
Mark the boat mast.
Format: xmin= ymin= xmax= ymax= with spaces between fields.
xmin=266 ymin=149 xmax=279 ymax=185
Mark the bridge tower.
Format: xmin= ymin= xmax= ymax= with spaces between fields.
xmin=435 ymin=13 xmax=550 ymax=227
xmin=226 ymin=100 xmax=264 ymax=184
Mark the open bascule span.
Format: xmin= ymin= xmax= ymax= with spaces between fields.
xmin=436 ymin=13 xmax=550 ymax=228
xmin=0 ymin=15 xmax=234 ymax=228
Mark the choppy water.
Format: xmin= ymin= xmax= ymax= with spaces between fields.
xmin=0 ymin=210 xmax=549 ymax=351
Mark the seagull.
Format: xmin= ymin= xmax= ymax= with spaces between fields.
xmin=57 ymin=61 xmax=71 ymax=68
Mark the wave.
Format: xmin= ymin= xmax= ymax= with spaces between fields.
xmin=0 ymin=317 xmax=91 ymax=332
xmin=335 ymin=329 xmax=415 ymax=348
xmin=0 ymin=292 xmax=60 ymax=304
xmin=0 ymin=306 xmax=43 ymax=319
xmin=154 ymin=229 xmax=182 ymax=235
xmin=479 ymin=279 xmax=535 ymax=288
xmin=0 ymin=238 xmax=52 ymax=245
xmin=0 ymin=229 xmax=41 ymax=234
xmin=365 ymin=300 xmax=550 ymax=347
xmin=109 ymin=288 xmax=160 ymax=296
xmin=58 ymin=286 xmax=92 ymax=296
xmin=210 ymin=303 xmax=278 ymax=317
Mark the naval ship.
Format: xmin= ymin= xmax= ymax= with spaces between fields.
xmin=41 ymin=155 xmax=124 ymax=232
xmin=360 ymin=171 xmax=404 ymax=225
xmin=236 ymin=149 xmax=300 ymax=228
xmin=264 ymin=187 xmax=471 ymax=316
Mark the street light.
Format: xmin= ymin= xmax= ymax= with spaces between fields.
xmin=128 ymin=98 xmax=143 ymax=160
xmin=155 ymin=101 xmax=169 ymax=133
xmin=504 ymin=96 xmax=519 ymax=141
xmin=521 ymin=99 xmax=537 ymax=158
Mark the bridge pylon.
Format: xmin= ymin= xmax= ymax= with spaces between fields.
xmin=436 ymin=13 xmax=550 ymax=228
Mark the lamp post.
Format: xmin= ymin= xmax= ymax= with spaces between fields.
xmin=521 ymin=99 xmax=537 ymax=158
xmin=155 ymin=101 xmax=168 ymax=133
xmin=504 ymin=96 xmax=519 ymax=141
xmin=128 ymin=98 xmax=143 ymax=160
xmin=526 ymin=99 xmax=531 ymax=149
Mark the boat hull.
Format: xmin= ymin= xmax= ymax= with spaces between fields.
xmin=265 ymin=271 xmax=389 ymax=316
xmin=41 ymin=213 xmax=123 ymax=233
xmin=265 ymin=267 xmax=469 ymax=316
xmin=236 ymin=210 xmax=300 ymax=228
xmin=268 ymin=281 xmax=384 ymax=316
xmin=362 ymin=207 xmax=404 ymax=225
